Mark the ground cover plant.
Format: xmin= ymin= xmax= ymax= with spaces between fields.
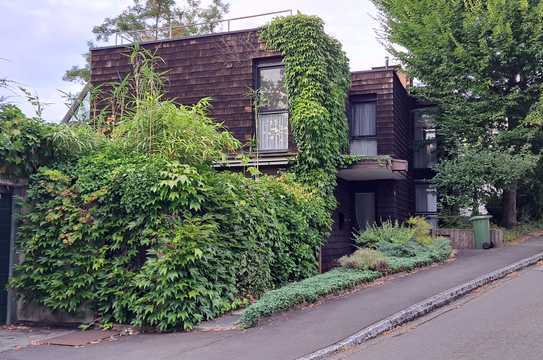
xmin=239 ymin=218 xmax=452 ymax=328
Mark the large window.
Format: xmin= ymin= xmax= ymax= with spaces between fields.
xmin=256 ymin=62 xmax=288 ymax=152
xmin=413 ymin=108 xmax=437 ymax=168
xmin=350 ymin=101 xmax=377 ymax=156
xmin=415 ymin=182 xmax=437 ymax=214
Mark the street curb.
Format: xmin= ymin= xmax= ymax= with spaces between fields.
xmin=298 ymin=251 xmax=543 ymax=360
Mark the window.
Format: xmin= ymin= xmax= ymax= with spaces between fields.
xmin=256 ymin=62 xmax=288 ymax=152
xmin=350 ymin=101 xmax=377 ymax=156
xmin=413 ymin=109 xmax=437 ymax=168
xmin=415 ymin=183 xmax=437 ymax=213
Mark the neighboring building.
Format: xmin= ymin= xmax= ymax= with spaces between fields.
xmin=89 ymin=27 xmax=438 ymax=270
xmin=0 ymin=178 xmax=25 ymax=325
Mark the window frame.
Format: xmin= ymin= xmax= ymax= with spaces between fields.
xmin=413 ymin=108 xmax=438 ymax=169
xmin=254 ymin=59 xmax=289 ymax=153
xmin=415 ymin=181 xmax=438 ymax=214
xmin=349 ymin=96 xmax=378 ymax=156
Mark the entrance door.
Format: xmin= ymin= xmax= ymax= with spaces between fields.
xmin=0 ymin=192 xmax=12 ymax=324
xmin=354 ymin=192 xmax=376 ymax=231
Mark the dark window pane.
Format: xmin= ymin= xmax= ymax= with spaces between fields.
xmin=258 ymin=67 xmax=287 ymax=111
xmin=351 ymin=102 xmax=376 ymax=137
xmin=413 ymin=109 xmax=437 ymax=168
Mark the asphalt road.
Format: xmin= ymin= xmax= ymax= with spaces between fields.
xmin=333 ymin=264 xmax=543 ymax=360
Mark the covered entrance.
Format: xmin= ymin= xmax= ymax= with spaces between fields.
xmin=321 ymin=157 xmax=410 ymax=270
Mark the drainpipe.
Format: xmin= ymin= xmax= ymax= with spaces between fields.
xmin=385 ymin=56 xmax=389 ymax=70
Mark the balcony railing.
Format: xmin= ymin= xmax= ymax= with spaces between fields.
xmin=109 ymin=10 xmax=293 ymax=47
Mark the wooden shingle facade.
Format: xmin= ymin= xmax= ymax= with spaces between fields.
xmin=90 ymin=28 xmax=436 ymax=271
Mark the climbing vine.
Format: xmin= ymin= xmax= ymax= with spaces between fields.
xmin=260 ymin=15 xmax=351 ymax=199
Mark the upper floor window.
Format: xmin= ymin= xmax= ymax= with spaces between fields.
xmin=350 ymin=100 xmax=377 ymax=156
xmin=413 ymin=108 xmax=437 ymax=168
xmin=256 ymin=61 xmax=288 ymax=152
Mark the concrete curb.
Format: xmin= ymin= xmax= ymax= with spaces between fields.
xmin=298 ymin=251 xmax=543 ymax=360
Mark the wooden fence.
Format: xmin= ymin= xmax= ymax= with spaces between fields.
xmin=433 ymin=228 xmax=504 ymax=249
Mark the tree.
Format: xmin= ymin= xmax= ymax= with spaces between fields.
xmin=372 ymin=0 xmax=543 ymax=226
xmin=64 ymin=0 xmax=229 ymax=84
xmin=433 ymin=146 xmax=538 ymax=216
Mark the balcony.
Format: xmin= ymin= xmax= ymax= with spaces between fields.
xmin=337 ymin=156 xmax=408 ymax=181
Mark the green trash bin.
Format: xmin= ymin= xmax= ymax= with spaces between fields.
xmin=469 ymin=215 xmax=492 ymax=249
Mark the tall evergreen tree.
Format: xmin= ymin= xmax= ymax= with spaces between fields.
xmin=373 ymin=0 xmax=543 ymax=226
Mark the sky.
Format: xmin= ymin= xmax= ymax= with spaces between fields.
xmin=0 ymin=0 xmax=389 ymax=122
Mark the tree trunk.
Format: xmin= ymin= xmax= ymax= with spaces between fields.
xmin=503 ymin=184 xmax=518 ymax=229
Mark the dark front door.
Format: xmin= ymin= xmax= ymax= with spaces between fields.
xmin=0 ymin=192 xmax=12 ymax=324
xmin=354 ymin=192 xmax=376 ymax=231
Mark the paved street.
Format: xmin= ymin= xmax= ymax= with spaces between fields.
xmin=333 ymin=264 xmax=543 ymax=360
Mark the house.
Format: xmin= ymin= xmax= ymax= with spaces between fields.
xmin=89 ymin=24 xmax=438 ymax=270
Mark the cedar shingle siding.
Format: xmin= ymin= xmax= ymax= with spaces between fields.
xmin=91 ymin=30 xmax=283 ymax=149
xmin=91 ymin=29 xmax=422 ymax=271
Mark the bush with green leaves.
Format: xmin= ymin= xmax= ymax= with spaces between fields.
xmin=0 ymin=104 xmax=104 ymax=178
xmin=434 ymin=146 xmax=539 ymax=216
xmin=10 ymin=139 xmax=330 ymax=331
xmin=339 ymin=249 xmax=390 ymax=272
xmin=355 ymin=218 xmax=452 ymax=260
xmin=111 ymin=96 xmax=240 ymax=167
xmin=355 ymin=220 xmax=416 ymax=249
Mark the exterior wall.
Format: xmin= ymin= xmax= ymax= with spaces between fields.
xmin=350 ymin=70 xmax=414 ymax=159
xmin=323 ymin=178 xmax=412 ymax=270
xmin=91 ymin=32 xmax=421 ymax=271
xmin=90 ymin=29 xmax=298 ymax=152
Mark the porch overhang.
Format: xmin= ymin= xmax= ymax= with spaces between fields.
xmin=337 ymin=157 xmax=408 ymax=181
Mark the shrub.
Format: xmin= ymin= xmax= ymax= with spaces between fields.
xmin=0 ymin=104 xmax=105 ymax=178
xmin=10 ymin=153 xmax=330 ymax=331
xmin=406 ymin=216 xmax=433 ymax=245
xmin=111 ymin=97 xmax=239 ymax=166
xmin=238 ymin=268 xmax=381 ymax=328
xmin=386 ymin=238 xmax=452 ymax=273
xmin=355 ymin=220 xmax=415 ymax=249
xmin=339 ymin=249 xmax=390 ymax=273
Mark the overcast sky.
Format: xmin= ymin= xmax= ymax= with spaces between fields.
xmin=0 ymin=0 xmax=388 ymax=122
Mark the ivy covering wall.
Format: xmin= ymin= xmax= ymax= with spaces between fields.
xmin=6 ymin=15 xmax=352 ymax=332
xmin=260 ymin=15 xmax=351 ymax=198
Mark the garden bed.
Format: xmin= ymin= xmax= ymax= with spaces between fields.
xmin=239 ymin=223 xmax=453 ymax=328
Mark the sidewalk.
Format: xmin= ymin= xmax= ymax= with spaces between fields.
xmin=3 ymin=237 xmax=543 ymax=360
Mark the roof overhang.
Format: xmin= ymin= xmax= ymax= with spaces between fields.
xmin=337 ymin=157 xmax=408 ymax=181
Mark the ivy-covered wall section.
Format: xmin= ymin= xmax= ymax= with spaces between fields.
xmin=5 ymin=15 xmax=352 ymax=332
xmin=260 ymin=15 xmax=351 ymax=197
